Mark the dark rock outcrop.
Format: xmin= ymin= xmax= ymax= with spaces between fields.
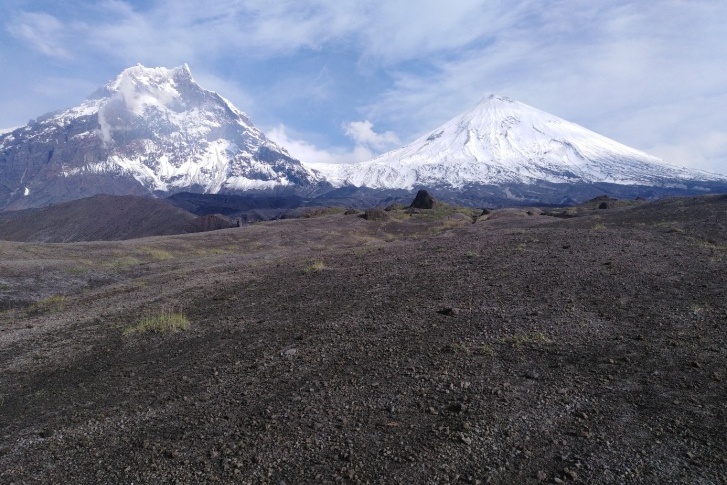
xmin=409 ymin=190 xmax=437 ymax=209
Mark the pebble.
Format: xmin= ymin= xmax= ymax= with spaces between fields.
xmin=282 ymin=348 xmax=298 ymax=358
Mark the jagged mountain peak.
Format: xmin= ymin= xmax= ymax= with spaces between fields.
xmin=0 ymin=64 xmax=320 ymax=210
xmin=112 ymin=63 xmax=192 ymax=85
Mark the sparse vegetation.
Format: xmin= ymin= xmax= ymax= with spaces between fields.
xmin=25 ymin=295 xmax=66 ymax=316
xmin=480 ymin=343 xmax=495 ymax=356
xmin=144 ymin=248 xmax=174 ymax=260
xmin=3 ymin=193 xmax=727 ymax=484
xmin=104 ymin=255 xmax=142 ymax=269
xmin=500 ymin=332 xmax=553 ymax=348
xmin=304 ymin=260 xmax=326 ymax=273
xmin=123 ymin=309 xmax=189 ymax=336
xmin=450 ymin=342 xmax=469 ymax=354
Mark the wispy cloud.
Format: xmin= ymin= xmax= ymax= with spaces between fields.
xmin=7 ymin=12 xmax=70 ymax=58
xmin=1 ymin=0 xmax=726 ymax=173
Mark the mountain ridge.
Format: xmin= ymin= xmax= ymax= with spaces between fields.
xmin=1 ymin=65 xmax=725 ymax=211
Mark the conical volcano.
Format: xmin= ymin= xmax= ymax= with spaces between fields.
xmin=310 ymin=95 xmax=726 ymax=192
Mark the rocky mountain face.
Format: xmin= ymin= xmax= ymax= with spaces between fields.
xmin=0 ymin=64 xmax=322 ymax=211
xmin=309 ymin=95 xmax=727 ymax=204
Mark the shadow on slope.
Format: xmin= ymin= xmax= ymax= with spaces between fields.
xmin=0 ymin=194 xmax=235 ymax=242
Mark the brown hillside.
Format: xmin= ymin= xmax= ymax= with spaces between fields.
xmin=0 ymin=194 xmax=235 ymax=242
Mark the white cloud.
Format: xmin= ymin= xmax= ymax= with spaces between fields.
xmin=343 ymin=120 xmax=400 ymax=151
xmin=267 ymin=121 xmax=400 ymax=165
xmin=7 ymin=12 xmax=70 ymax=58
xmin=2 ymin=0 xmax=727 ymax=173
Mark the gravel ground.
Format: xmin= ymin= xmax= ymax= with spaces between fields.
xmin=1 ymin=195 xmax=726 ymax=484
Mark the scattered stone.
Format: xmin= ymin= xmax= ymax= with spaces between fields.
xmin=282 ymin=348 xmax=298 ymax=358
xmin=448 ymin=402 xmax=466 ymax=413
xmin=536 ymin=470 xmax=547 ymax=481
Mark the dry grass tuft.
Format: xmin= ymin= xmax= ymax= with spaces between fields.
xmin=123 ymin=309 xmax=189 ymax=336
xmin=304 ymin=259 xmax=326 ymax=273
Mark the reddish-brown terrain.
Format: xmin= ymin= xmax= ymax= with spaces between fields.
xmin=0 ymin=195 xmax=725 ymax=484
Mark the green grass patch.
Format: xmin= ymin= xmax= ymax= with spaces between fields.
xmin=25 ymin=295 xmax=66 ymax=316
xmin=123 ymin=310 xmax=189 ymax=336
xmin=303 ymin=260 xmax=326 ymax=273
xmin=144 ymin=248 xmax=174 ymax=260
xmin=500 ymin=332 xmax=553 ymax=348
xmin=480 ymin=343 xmax=495 ymax=356
xmin=450 ymin=342 xmax=470 ymax=354
xmin=104 ymin=255 xmax=142 ymax=269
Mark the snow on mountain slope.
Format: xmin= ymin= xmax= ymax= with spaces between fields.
xmin=0 ymin=64 xmax=320 ymax=210
xmin=309 ymin=95 xmax=725 ymax=190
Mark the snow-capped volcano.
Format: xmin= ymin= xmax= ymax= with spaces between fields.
xmin=310 ymin=95 xmax=725 ymax=191
xmin=0 ymin=64 xmax=320 ymax=210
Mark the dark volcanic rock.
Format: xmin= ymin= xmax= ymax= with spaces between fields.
xmin=409 ymin=189 xmax=437 ymax=209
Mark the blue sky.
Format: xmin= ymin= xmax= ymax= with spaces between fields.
xmin=1 ymin=0 xmax=726 ymax=174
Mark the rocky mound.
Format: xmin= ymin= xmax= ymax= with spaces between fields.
xmin=409 ymin=189 xmax=437 ymax=209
